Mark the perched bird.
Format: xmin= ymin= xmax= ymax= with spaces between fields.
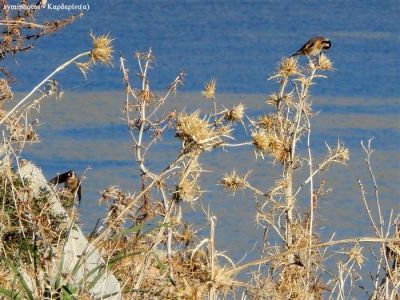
xmin=50 ymin=170 xmax=81 ymax=204
xmin=290 ymin=36 xmax=331 ymax=57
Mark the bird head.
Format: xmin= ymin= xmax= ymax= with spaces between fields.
xmin=321 ymin=38 xmax=331 ymax=50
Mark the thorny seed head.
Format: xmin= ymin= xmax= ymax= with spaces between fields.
xmin=252 ymin=129 xmax=289 ymax=163
xmin=100 ymin=186 xmax=125 ymax=203
xmin=224 ymin=103 xmax=245 ymax=122
xmin=317 ymin=54 xmax=333 ymax=70
xmin=174 ymin=179 xmax=200 ymax=202
xmin=258 ymin=115 xmax=275 ymax=131
xmin=76 ymin=33 xmax=113 ymax=78
xmin=176 ymin=111 xmax=212 ymax=142
xmin=176 ymin=111 xmax=227 ymax=148
xmin=220 ymin=170 xmax=247 ymax=193
xmin=266 ymin=93 xmax=293 ymax=109
xmin=347 ymin=244 xmax=365 ymax=268
xmin=202 ymin=78 xmax=216 ymax=100
xmin=271 ymin=57 xmax=300 ymax=80
xmin=90 ymin=32 xmax=113 ymax=65
xmin=0 ymin=79 xmax=12 ymax=103
xmin=266 ymin=93 xmax=280 ymax=109
xmin=252 ymin=129 xmax=270 ymax=153
xmin=134 ymin=88 xmax=154 ymax=104
xmin=327 ymin=141 xmax=350 ymax=166
xmin=336 ymin=147 xmax=350 ymax=164
xmin=99 ymin=186 xmax=133 ymax=233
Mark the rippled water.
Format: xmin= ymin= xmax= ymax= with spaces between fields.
xmin=5 ymin=1 xmax=400 ymax=97
xmin=2 ymin=1 xmax=399 ymax=295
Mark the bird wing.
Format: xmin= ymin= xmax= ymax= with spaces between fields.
xmin=290 ymin=39 xmax=316 ymax=57
xmin=49 ymin=170 xmax=72 ymax=185
xmin=77 ymin=184 xmax=82 ymax=205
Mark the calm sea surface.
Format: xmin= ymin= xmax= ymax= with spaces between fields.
xmin=3 ymin=0 xmax=399 ymax=295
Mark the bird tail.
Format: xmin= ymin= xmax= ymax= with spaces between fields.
xmin=290 ymin=52 xmax=300 ymax=58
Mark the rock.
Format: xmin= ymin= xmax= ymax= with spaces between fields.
xmin=19 ymin=160 xmax=122 ymax=299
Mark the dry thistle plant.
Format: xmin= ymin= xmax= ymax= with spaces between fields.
xmin=0 ymin=32 xmax=113 ymax=163
xmin=0 ymin=29 xmax=116 ymax=297
xmin=215 ymin=54 xmax=353 ymax=299
xmin=76 ymin=32 xmax=113 ymax=77
xmin=94 ymin=50 xmax=255 ymax=298
xmin=0 ymin=15 xmax=397 ymax=298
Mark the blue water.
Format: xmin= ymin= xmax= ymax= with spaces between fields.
xmin=2 ymin=1 xmax=400 ymax=297
xmin=5 ymin=0 xmax=400 ymax=98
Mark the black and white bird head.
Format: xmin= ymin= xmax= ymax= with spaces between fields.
xmin=49 ymin=170 xmax=82 ymax=204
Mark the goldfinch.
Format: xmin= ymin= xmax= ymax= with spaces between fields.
xmin=50 ymin=170 xmax=82 ymax=204
xmin=290 ymin=36 xmax=331 ymax=57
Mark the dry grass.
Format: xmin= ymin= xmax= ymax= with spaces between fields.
xmin=0 ymin=12 xmax=398 ymax=299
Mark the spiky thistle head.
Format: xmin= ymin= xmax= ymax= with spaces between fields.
xmin=270 ymin=57 xmax=300 ymax=82
xmin=252 ymin=129 xmax=289 ymax=163
xmin=174 ymin=179 xmax=201 ymax=203
xmin=0 ymin=79 xmax=12 ymax=103
xmin=224 ymin=103 xmax=245 ymax=122
xmin=90 ymin=32 xmax=113 ymax=65
xmin=317 ymin=53 xmax=333 ymax=70
xmin=220 ymin=170 xmax=248 ymax=193
xmin=176 ymin=111 xmax=215 ymax=143
xmin=202 ymin=78 xmax=216 ymax=100
xmin=347 ymin=244 xmax=365 ymax=268
xmin=76 ymin=33 xmax=113 ymax=78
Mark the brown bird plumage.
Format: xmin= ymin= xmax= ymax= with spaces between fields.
xmin=291 ymin=36 xmax=331 ymax=57
xmin=49 ymin=170 xmax=82 ymax=204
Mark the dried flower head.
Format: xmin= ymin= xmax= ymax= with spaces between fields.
xmin=336 ymin=146 xmax=350 ymax=164
xmin=134 ymin=88 xmax=155 ymax=103
xmin=176 ymin=111 xmax=214 ymax=143
xmin=224 ymin=103 xmax=245 ymax=122
xmin=9 ymin=121 xmax=39 ymax=143
xmin=259 ymin=115 xmax=275 ymax=130
xmin=266 ymin=93 xmax=280 ymax=108
xmin=99 ymin=186 xmax=133 ymax=233
xmin=0 ymin=79 xmax=12 ymax=103
xmin=252 ymin=129 xmax=270 ymax=153
xmin=267 ymin=136 xmax=289 ymax=163
xmin=75 ymin=33 xmax=113 ymax=78
xmin=266 ymin=93 xmax=293 ymax=109
xmin=270 ymin=57 xmax=300 ymax=81
xmin=90 ymin=32 xmax=113 ymax=65
xmin=217 ymin=124 xmax=232 ymax=136
xmin=202 ymin=78 xmax=216 ymax=99
xmin=174 ymin=179 xmax=200 ymax=202
xmin=317 ymin=53 xmax=333 ymax=70
xmin=100 ymin=186 xmax=125 ymax=203
xmin=252 ymin=129 xmax=289 ymax=163
xmin=220 ymin=171 xmax=248 ymax=194
xmin=327 ymin=141 xmax=350 ymax=165
xmin=347 ymin=244 xmax=365 ymax=267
